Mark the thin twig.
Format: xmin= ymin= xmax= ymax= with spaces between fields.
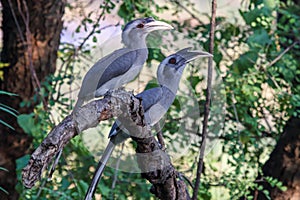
xmin=12 ymin=0 xmax=47 ymax=108
xmin=7 ymin=0 xmax=25 ymax=42
xmin=231 ymin=92 xmax=243 ymax=149
xmin=192 ymin=0 xmax=217 ymax=199
xmin=53 ymin=44 xmax=76 ymax=94
xmin=172 ymin=0 xmax=204 ymax=25
xmin=267 ymin=41 xmax=298 ymax=89
xmin=17 ymin=0 xmax=41 ymax=90
xmin=48 ymin=148 xmax=63 ymax=179
xmin=55 ymin=55 xmax=76 ymax=102
xmin=180 ymin=173 xmax=194 ymax=189
xmin=260 ymin=41 xmax=299 ymax=90
xmin=77 ymin=1 xmax=109 ymax=51
xmin=268 ymin=41 xmax=299 ymax=67
xmin=231 ymin=93 xmax=241 ymax=130
xmin=35 ymin=175 xmax=47 ymax=198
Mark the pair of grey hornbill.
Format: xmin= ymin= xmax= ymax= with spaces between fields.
xmin=71 ymin=17 xmax=212 ymax=199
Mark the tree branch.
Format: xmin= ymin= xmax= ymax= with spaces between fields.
xmin=268 ymin=40 xmax=299 ymax=67
xmin=192 ymin=0 xmax=217 ymax=199
xmin=22 ymin=89 xmax=120 ymax=188
xmin=22 ymin=89 xmax=188 ymax=199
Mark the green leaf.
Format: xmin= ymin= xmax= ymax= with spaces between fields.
xmin=248 ymin=29 xmax=270 ymax=46
xmin=92 ymin=36 xmax=97 ymax=43
xmin=17 ymin=113 xmax=35 ymax=134
xmin=280 ymin=186 xmax=287 ymax=191
xmin=0 ymin=186 xmax=9 ymax=195
xmin=263 ymin=190 xmax=271 ymax=200
xmin=0 ymin=167 xmax=9 ymax=172
xmin=231 ymin=50 xmax=258 ymax=73
xmin=99 ymin=182 xmax=110 ymax=196
xmin=188 ymin=76 xmax=202 ymax=88
xmin=0 ymin=62 xmax=10 ymax=68
xmin=117 ymin=3 xmax=129 ymax=20
xmin=16 ymin=155 xmax=30 ymax=171
xmin=61 ymin=178 xmax=70 ymax=190
xmin=144 ymin=80 xmax=159 ymax=90
xmin=0 ymin=103 xmax=18 ymax=114
xmin=0 ymin=104 xmax=18 ymax=117
xmin=77 ymin=180 xmax=88 ymax=195
xmin=239 ymin=8 xmax=261 ymax=25
xmin=276 ymin=181 xmax=282 ymax=187
xmin=257 ymin=185 xmax=263 ymax=191
xmin=75 ymin=25 xmax=81 ymax=33
xmin=263 ymin=0 xmax=277 ymax=10
xmin=0 ymin=119 xmax=15 ymax=130
xmin=0 ymin=90 xmax=18 ymax=96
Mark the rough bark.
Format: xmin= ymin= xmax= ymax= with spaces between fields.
xmin=22 ymin=89 xmax=188 ymax=200
xmin=252 ymin=117 xmax=300 ymax=200
xmin=0 ymin=0 xmax=65 ymax=199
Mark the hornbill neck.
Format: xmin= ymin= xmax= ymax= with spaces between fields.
xmin=126 ymin=39 xmax=147 ymax=49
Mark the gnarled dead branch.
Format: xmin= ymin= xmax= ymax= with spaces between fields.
xmin=22 ymin=89 xmax=188 ymax=199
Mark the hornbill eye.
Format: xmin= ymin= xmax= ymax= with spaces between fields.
xmin=168 ymin=58 xmax=177 ymax=64
xmin=136 ymin=23 xmax=144 ymax=28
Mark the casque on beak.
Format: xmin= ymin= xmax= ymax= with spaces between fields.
xmin=144 ymin=20 xmax=173 ymax=32
xmin=177 ymin=47 xmax=213 ymax=63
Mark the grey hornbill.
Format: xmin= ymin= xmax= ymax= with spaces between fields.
xmin=84 ymin=47 xmax=212 ymax=200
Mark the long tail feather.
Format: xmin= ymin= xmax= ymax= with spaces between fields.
xmin=84 ymin=141 xmax=115 ymax=200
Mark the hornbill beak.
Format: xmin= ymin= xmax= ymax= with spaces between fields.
xmin=144 ymin=19 xmax=173 ymax=32
xmin=177 ymin=47 xmax=213 ymax=63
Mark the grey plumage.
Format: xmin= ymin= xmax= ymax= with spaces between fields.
xmin=84 ymin=47 xmax=212 ymax=200
xmin=49 ymin=17 xmax=172 ymax=182
xmin=73 ymin=17 xmax=173 ymax=111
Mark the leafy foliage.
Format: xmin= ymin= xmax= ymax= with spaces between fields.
xmin=12 ymin=0 xmax=300 ymax=199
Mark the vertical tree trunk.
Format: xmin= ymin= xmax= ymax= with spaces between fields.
xmin=254 ymin=117 xmax=300 ymax=200
xmin=0 ymin=0 xmax=65 ymax=199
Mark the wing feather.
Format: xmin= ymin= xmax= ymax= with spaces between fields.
xmin=136 ymin=87 xmax=164 ymax=112
xmin=96 ymin=50 xmax=138 ymax=89
xmin=77 ymin=48 xmax=134 ymax=99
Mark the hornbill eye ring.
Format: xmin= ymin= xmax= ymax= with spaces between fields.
xmin=136 ymin=23 xmax=144 ymax=28
xmin=168 ymin=58 xmax=177 ymax=64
